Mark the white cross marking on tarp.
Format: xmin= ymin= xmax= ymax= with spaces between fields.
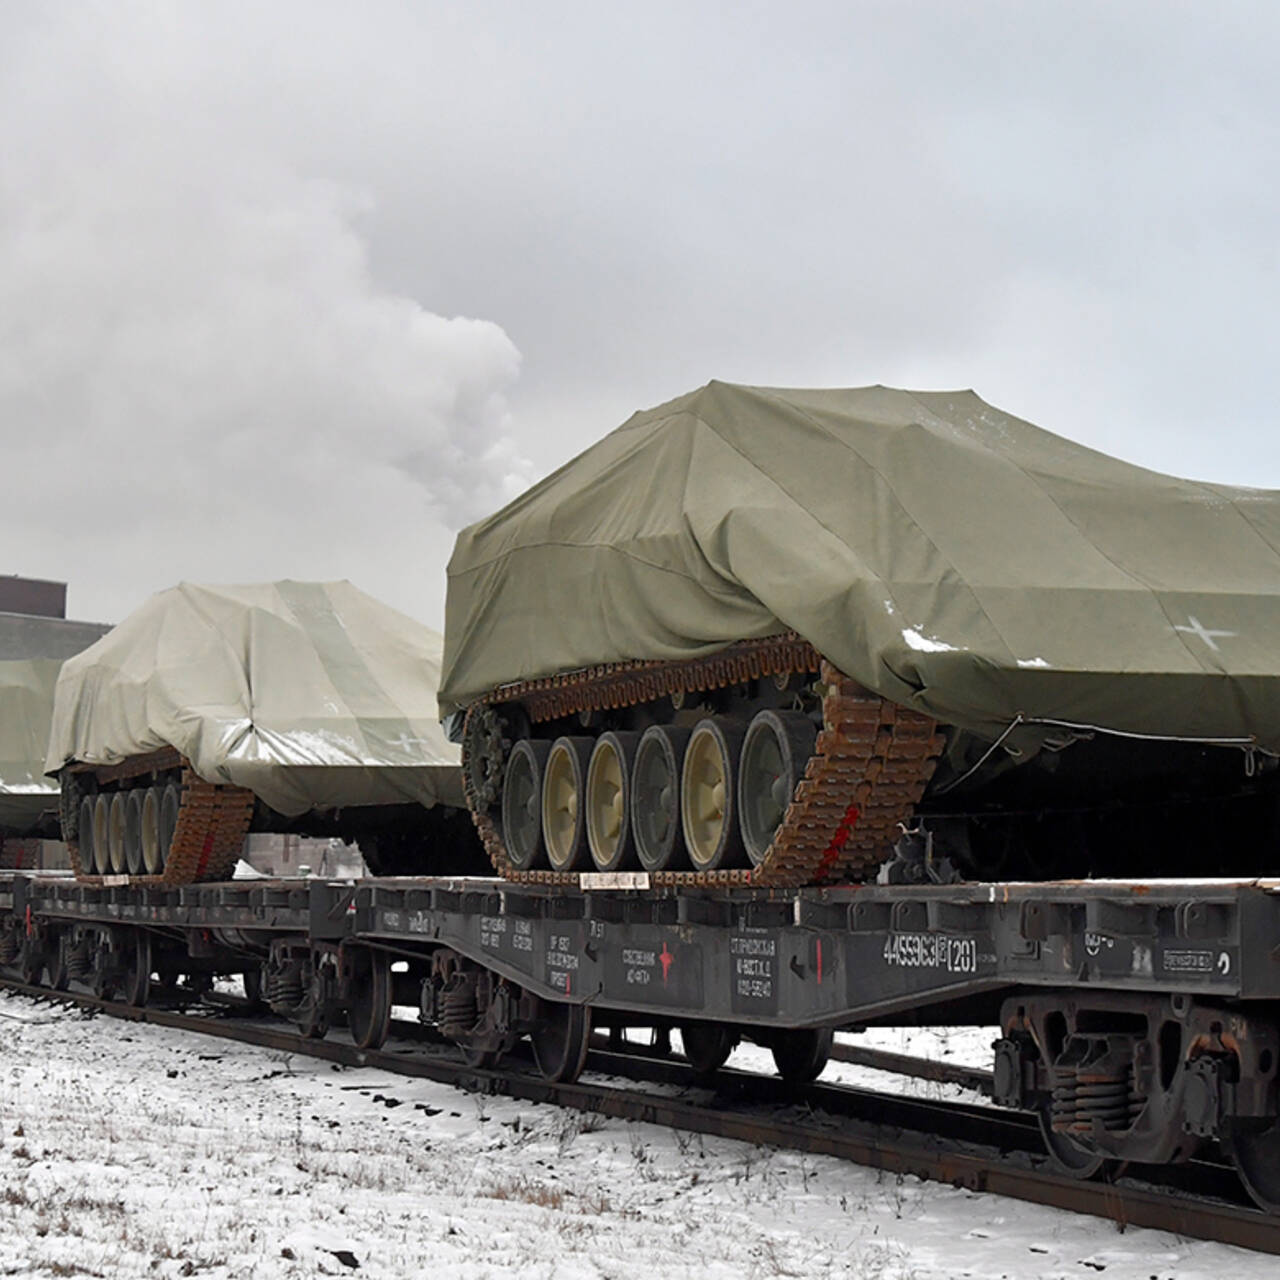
xmin=1173 ymin=616 xmax=1237 ymax=652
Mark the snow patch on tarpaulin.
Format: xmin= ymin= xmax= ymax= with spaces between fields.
xmin=45 ymin=581 xmax=461 ymax=817
xmin=442 ymin=381 xmax=1280 ymax=752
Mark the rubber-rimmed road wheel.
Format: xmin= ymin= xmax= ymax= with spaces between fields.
xmin=124 ymin=790 xmax=145 ymax=876
xmin=681 ymin=719 xmax=747 ymax=871
xmin=108 ymin=793 xmax=129 ymax=874
xmin=78 ymin=796 xmax=97 ymax=874
xmin=631 ymin=725 xmax=691 ymax=872
xmin=738 ymin=710 xmax=816 ymax=867
xmin=542 ymin=736 xmax=594 ymax=872
xmin=92 ymin=795 xmax=112 ymax=875
xmin=159 ymin=783 xmax=181 ymax=872
xmin=586 ymin=731 xmax=640 ymax=872
xmin=140 ymin=787 xmax=163 ymax=874
xmin=502 ymin=739 xmax=551 ymax=871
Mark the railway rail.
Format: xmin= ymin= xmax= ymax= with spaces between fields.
xmin=2 ymin=975 xmax=1278 ymax=1256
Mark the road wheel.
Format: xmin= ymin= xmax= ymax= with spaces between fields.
xmin=738 ymin=710 xmax=816 ymax=866
xmin=542 ymin=737 xmax=593 ymax=872
xmin=681 ymin=719 xmax=747 ymax=871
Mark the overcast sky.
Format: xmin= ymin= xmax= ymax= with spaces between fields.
xmin=3 ymin=1 xmax=1279 ymax=629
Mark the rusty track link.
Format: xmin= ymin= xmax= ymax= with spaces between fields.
xmin=463 ymin=635 xmax=944 ymax=888
xmin=66 ymin=752 xmax=255 ymax=887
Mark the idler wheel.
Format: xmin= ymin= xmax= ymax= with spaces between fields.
xmin=77 ymin=796 xmax=97 ymax=874
xmin=124 ymin=790 xmax=145 ymax=876
xmin=681 ymin=718 xmax=747 ymax=871
xmin=140 ymin=787 xmax=164 ymax=874
xmin=91 ymin=795 xmax=112 ymax=875
xmin=681 ymin=1022 xmax=737 ymax=1077
xmin=631 ymin=725 xmax=691 ymax=873
xmin=586 ymin=731 xmax=640 ymax=872
xmin=541 ymin=736 xmax=594 ymax=872
xmin=502 ymin=739 xmax=551 ymax=871
xmin=530 ymin=1000 xmax=592 ymax=1082
xmin=769 ymin=1027 xmax=833 ymax=1084
xmin=107 ymin=793 xmax=129 ymax=875
xmin=738 ymin=710 xmax=816 ymax=867
xmin=158 ymin=783 xmax=181 ymax=871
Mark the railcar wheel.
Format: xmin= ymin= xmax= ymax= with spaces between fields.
xmin=158 ymin=783 xmax=180 ymax=871
xmin=295 ymin=1003 xmax=328 ymax=1039
xmin=542 ymin=737 xmax=594 ymax=872
xmin=140 ymin=787 xmax=164 ymax=874
xmin=770 ymin=1027 xmax=833 ymax=1084
xmin=46 ymin=931 xmax=70 ymax=991
xmin=530 ymin=1001 xmax=592 ymax=1083
xmin=586 ymin=732 xmax=640 ymax=872
xmin=632 ymin=725 xmax=691 ymax=872
xmin=681 ymin=1022 xmax=737 ymax=1077
xmin=1226 ymin=1118 xmax=1280 ymax=1213
xmin=242 ymin=964 xmax=265 ymax=1010
xmin=122 ymin=932 xmax=151 ymax=1007
xmin=18 ymin=941 xmax=43 ymax=987
xmin=502 ymin=739 xmax=551 ymax=871
xmin=124 ymin=790 xmax=145 ymax=876
xmin=346 ymin=948 xmax=392 ymax=1051
xmin=681 ymin=719 xmax=747 ymax=871
xmin=91 ymin=795 xmax=112 ymax=875
xmin=78 ymin=795 xmax=97 ymax=873
xmin=738 ymin=711 xmax=816 ymax=867
xmin=461 ymin=1045 xmax=503 ymax=1069
xmin=107 ymin=793 xmax=129 ymax=875
xmin=1037 ymin=1106 xmax=1110 ymax=1180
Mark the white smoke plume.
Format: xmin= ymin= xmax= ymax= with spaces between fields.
xmin=0 ymin=7 xmax=530 ymax=628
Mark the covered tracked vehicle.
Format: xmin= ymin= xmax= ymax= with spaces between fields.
xmin=442 ymin=381 xmax=1280 ymax=887
xmin=0 ymin=660 xmax=65 ymax=864
xmin=48 ymin=581 xmax=484 ymax=883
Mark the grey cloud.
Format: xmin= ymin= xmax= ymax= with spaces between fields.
xmin=4 ymin=1 xmax=1280 ymax=627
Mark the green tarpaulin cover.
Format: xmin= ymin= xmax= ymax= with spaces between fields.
xmin=0 ymin=659 xmax=62 ymax=833
xmin=47 ymin=581 xmax=464 ymax=816
xmin=441 ymin=382 xmax=1280 ymax=752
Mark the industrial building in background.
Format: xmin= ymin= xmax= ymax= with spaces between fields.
xmin=0 ymin=576 xmax=111 ymax=869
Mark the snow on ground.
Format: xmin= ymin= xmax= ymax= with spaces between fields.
xmin=0 ymin=993 xmax=1274 ymax=1280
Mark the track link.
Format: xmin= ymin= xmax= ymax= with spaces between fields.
xmin=66 ymin=749 xmax=255 ymax=887
xmin=463 ymin=635 xmax=944 ymax=888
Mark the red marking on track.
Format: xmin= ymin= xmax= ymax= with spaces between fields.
xmin=660 ymin=943 xmax=674 ymax=984
xmin=813 ymin=803 xmax=861 ymax=880
xmin=195 ymin=832 xmax=216 ymax=880
xmin=24 ymin=905 xmax=32 ymax=937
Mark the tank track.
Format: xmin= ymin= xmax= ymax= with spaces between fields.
xmin=462 ymin=634 xmax=944 ymax=888
xmin=66 ymin=748 xmax=255 ymax=887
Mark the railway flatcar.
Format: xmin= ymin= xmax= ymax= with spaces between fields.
xmin=47 ymin=581 xmax=484 ymax=882
xmin=440 ymin=382 xmax=1280 ymax=890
